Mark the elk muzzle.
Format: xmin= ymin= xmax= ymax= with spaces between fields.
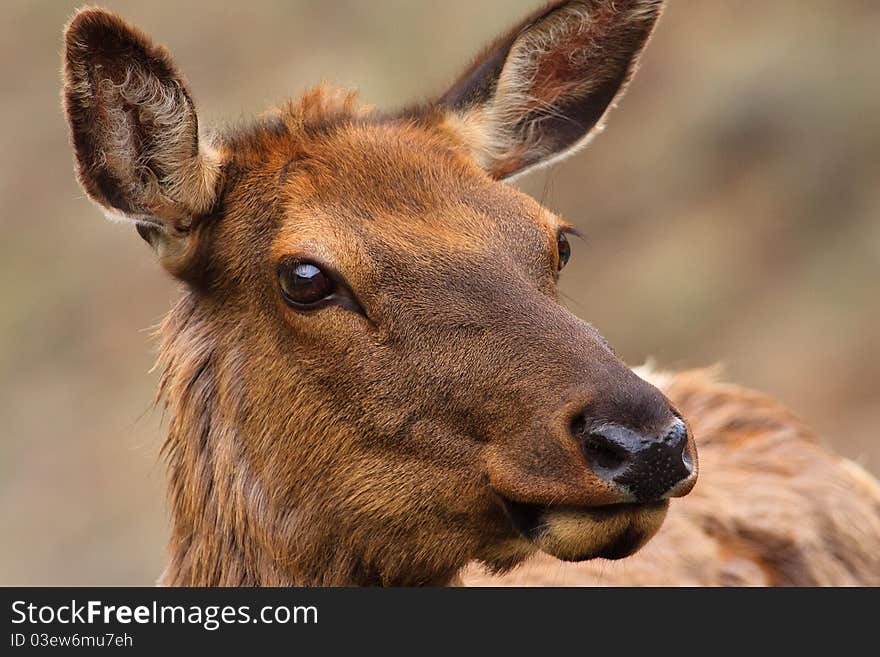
xmin=488 ymin=364 xmax=698 ymax=563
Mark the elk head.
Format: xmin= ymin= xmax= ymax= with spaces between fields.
xmin=62 ymin=0 xmax=697 ymax=586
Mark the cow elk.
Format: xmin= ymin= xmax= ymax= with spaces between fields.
xmin=62 ymin=1 xmax=880 ymax=586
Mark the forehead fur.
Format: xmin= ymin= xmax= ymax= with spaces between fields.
xmin=220 ymin=87 xmax=562 ymax=254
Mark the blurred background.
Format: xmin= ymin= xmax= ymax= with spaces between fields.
xmin=1 ymin=1 xmax=877 ymax=584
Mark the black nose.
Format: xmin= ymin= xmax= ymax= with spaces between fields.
xmin=577 ymin=418 xmax=694 ymax=502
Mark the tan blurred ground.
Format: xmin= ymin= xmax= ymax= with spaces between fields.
xmin=1 ymin=1 xmax=878 ymax=585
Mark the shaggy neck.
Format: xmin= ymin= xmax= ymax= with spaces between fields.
xmin=156 ymin=297 xmax=458 ymax=587
xmin=156 ymin=298 xmax=279 ymax=585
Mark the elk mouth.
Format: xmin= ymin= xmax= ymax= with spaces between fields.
xmin=497 ymin=496 xmax=669 ymax=562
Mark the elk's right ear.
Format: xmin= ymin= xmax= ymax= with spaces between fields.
xmin=62 ymin=8 xmax=222 ymax=270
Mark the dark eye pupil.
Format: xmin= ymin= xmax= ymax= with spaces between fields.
xmin=279 ymin=261 xmax=333 ymax=305
xmin=557 ymin=233 xmax=571 ymax=271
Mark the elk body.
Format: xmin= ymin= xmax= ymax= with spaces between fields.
xmin=62 ymin=1 xmax=880 ymax=586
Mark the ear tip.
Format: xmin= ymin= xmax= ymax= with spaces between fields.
xmin=63 ymin=6 xmax=155 ymax=66
xmin=64 ymin=6 xmax=127 ymax=44
xmin=62 ymin=6 xmax=181 ymax=94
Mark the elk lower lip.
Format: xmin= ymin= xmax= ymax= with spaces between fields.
xmin=595 ymin=525 xmax=646 ymax=560
xmin=498 ymin=496 xmax=665 ymax=545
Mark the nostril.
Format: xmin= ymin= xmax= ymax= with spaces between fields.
xmin=682 ymin=448 xmax=694 ymax=474
xmin=570 ymin=413 xmax=588 ymax=438
xmin=582 ymin=433 xmax=630 ymax=472
xmin=664 ymin=419 xmax=693 ymax=473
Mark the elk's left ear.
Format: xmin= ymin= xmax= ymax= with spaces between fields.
xmin=62 ymin=7 xmax=222 ymax=270
xmin=437 ymin=0 xmax=664 ymax=180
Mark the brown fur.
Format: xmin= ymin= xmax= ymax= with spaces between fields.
xmin=61 ymin=2 xmax=880 ymax=587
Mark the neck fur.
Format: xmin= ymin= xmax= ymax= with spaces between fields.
xmin=155 ymin=296 xmax=455 ymax=586
xmin=156 ymin=297 xmax=280 ymax=585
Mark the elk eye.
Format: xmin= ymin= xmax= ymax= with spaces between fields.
xmin=557 ymin=232 xmax=571 ymax=271
xmin=278 ymin=260 xmax=334 ymax=307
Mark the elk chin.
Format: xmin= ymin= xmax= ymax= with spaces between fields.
xmin=502 ymin=499 xmax=669 ymax=562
